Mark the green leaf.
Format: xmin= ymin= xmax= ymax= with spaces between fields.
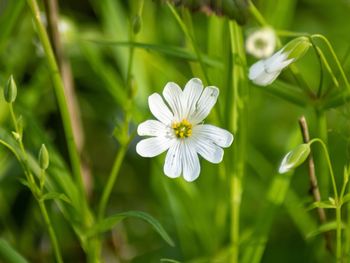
xmin=40 ymin=192 xmax=71 ymax=204
xmin=160 ymin=259 xmax=182 ymax=263
xmin=0 ymin=238 xmax=28 ymax=263
xmin=307 ymin=221 xmax=345 ymax=238
xmin=341 ymin=193 xmax=350 ymax=204
xmin=86 ymin=40 xmax=223 ymax=69
xmin=306 ymin=201 xmax=336 ymax=210
xmin=87 ymin=211 xmax=174 ymax=246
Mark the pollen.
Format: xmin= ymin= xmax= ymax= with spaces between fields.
xmin=172 ymin=119 xmax=192 ymax=138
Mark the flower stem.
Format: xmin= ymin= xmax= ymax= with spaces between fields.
xmin=38 ymin=199 xmax=63 ymax=263
xmin=167 ymin=3 xmax=210 ymax=85
xmin=311 ymin=34 xmax=350 ymax=90
xmin=309 ymin=137 xmax=342 ymax=260
xmin=26 ymin=0 xmax=85 ymax=202
xmin=229 ymin=20 xmax=248 ymax=263
xmin=98 ymin=145 xmax=128 ymax=220
xmin=336 ymin=206 xmax=342 ymax=262
xmin=8 ymin=103 xmax=63 ymax=263
xmin=309 ymin=138 xmax=338 ymax=200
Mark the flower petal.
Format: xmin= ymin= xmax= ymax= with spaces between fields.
xmin=189 ymin=86 xmax=219 ymax=124
xmin=164 ymin=141 xmax=182 ymax=178
xmin=148 ymin=93 xmax=174 ymax=125
xmin=137 ymin=120 xmax=167 ymax=137
xmin=136 ymin=137 xmax=173 ymax=157
xmin=193 ymin=124 xmax=233 ymax=148
xmin=252 ymin=70 xmax=280 ymax=86
xmin=163 ymin=82 xmax=183 ymax=121
xmin=249 ymin=60 xmax=265 ymax=80
xmin=194 ymin=138 xmax=224 ymax=163
xmin=182 ymin=141 xmax=200 ymax=182
xmin=182 ymin=78 xmax=203 ymax=118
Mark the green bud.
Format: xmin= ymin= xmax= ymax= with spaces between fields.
xmin=132 ymin=15 xmax=142 ymax=34
xmin=284 ymin=36 xmax=311 ymax=61
xmin=279 ymin=143 xmax=311 ymax=174
xmin=39 ymin=144 xmax=49 ymax=170
xmin=4 ymin=75 xmax=17 ymax=103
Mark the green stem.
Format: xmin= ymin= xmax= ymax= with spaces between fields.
xmin=248 ymin=1 xmax=268 ymax=27
xmin=229 ymin=21 xmax=248 ymax=263
xmin=26 ymin=0 xmax=85 ymax=201
xmin=311 ymin=34 xmax=350 ymax=90
xmin=98 ymin=145 xmax=128 ymax=220
xmin=167 ymin=3 xmax=210 ymax=84
xmin=309 ymin=138 xmax=338 ymax=200
xmin=38 ymin=200 xmax=63 ymax=263
xmin=336 ymin=206 xmax=342 ymax=262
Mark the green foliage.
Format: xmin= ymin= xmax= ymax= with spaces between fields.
xmin=1 ymin=0 xmax=350 ymax=262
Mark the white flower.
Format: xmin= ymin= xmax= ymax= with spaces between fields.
xmin=248 ymin=49 xmax=295 ymax=86
xmin=246 ymin=28 xmax=276 ymax=59
xmin=136 ymin=78 xmax=234 ymax=182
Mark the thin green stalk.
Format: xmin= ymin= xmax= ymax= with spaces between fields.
xmin=311 ymin=34 xmax=350 ymax=90
xmin=8 ymin=103 xmax=63 ymax=262
xmin=309 ymin=138 xmax=338 ymax=199
xmin=98 ymin=144 xmax=128 ymax=220
xmin=26 ymin=0 xmax=85 ymax=201
xmin=38 ymin=200 xmax=63 ymax=263
xmin=167 ymin=3 xmax=210 ymax=84
xmin=229 ymin=20 xmax=248 ymax=263
xmin=248 ymin=1 xmax=268 ymax=27
xmin=336 ymin=206 xmax=342 ymax=262
xmin=9 ymin=104 xmax=36 ymax=187
xmin=309 ymin=138 xmax=342 ymax=260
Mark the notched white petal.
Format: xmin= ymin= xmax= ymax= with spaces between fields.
xmin=136 ymin=137 xmax=173 ymax=158
xmin=148 ymin=93 xmax=174 ymax=125
xmin=193 ymin=124 xmax=234 ymax=148
xmin=190 ymin=86 xmax=219 ymax=124
xmin=137 ymin=120 xmax=167 ymax=137
xmin=164 ymin=141 xmax=182 ymax=178
xmin=195 ymin=138 xmax=224 ymax=164
xmin=182 ymin=78 xmax=203 ymax=118
xmin=182 ymin=142 xmax=200 ymax=182
xmin=163 ymin=82 xmax=183 ymax=121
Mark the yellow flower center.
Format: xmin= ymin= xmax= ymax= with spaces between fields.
xmin=172 ymin=119 xmax=192 ymax=138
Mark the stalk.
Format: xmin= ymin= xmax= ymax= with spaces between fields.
xmin=26 ymin=0 xmax=85 ymax=202
xmin=229 ymin=21 xmax=248 ymax=263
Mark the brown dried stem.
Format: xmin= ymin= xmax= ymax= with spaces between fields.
xmin=43 ymin=0 xmax=92 ymax=194
xmin=299 ymin=116 xmax=332 ymax=253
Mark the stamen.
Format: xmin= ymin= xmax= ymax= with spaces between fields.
xmin=172 ymin=119 xmax=192 ymax=138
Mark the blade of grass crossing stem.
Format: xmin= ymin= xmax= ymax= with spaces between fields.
xmin=26 ymin=0 xmax=86 ymax=206
xmin=229 ymin=21 xmax=248 ymax=263
xmin=241 ymin=172 xmax=294 ymax=263
xmin=167 ymin=3 xmax=210 ymax=85
xmin=87 ymin=211 xmax=174 ymax=246
xmin=241 ymin=129 xmax=301 ymax=263
xmin=0 ymin=239 xmax=28 ymax=263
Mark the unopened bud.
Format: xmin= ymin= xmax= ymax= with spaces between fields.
xmin=284 ymin=37 xmax=311 ymax=61
xmin=39 ymin=144 xmax=49 ymax=170
xmin=4 ymin=75 xmax=17 ymax=103
xmin=279 ymin=143 xmax=310 ymax=174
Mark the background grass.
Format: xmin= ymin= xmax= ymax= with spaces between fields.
xmin=1 ymin=0 xmax=350 ymax=262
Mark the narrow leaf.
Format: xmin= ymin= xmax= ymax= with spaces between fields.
xmin=306 ymin=201 xmax=336 ymax=210
xmin=87 ymin=211 xmax=174 ymax=246
xmin=40 ymin=192 xmax=71 ymax=204
xmin=0 ymin=238 xmax=28 ymax=263
xmin=307 ymin=221 xmax=345 ymax=238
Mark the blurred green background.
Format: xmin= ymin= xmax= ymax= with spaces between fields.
xmin=1 ymin=0 xmax=350 ymax=262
